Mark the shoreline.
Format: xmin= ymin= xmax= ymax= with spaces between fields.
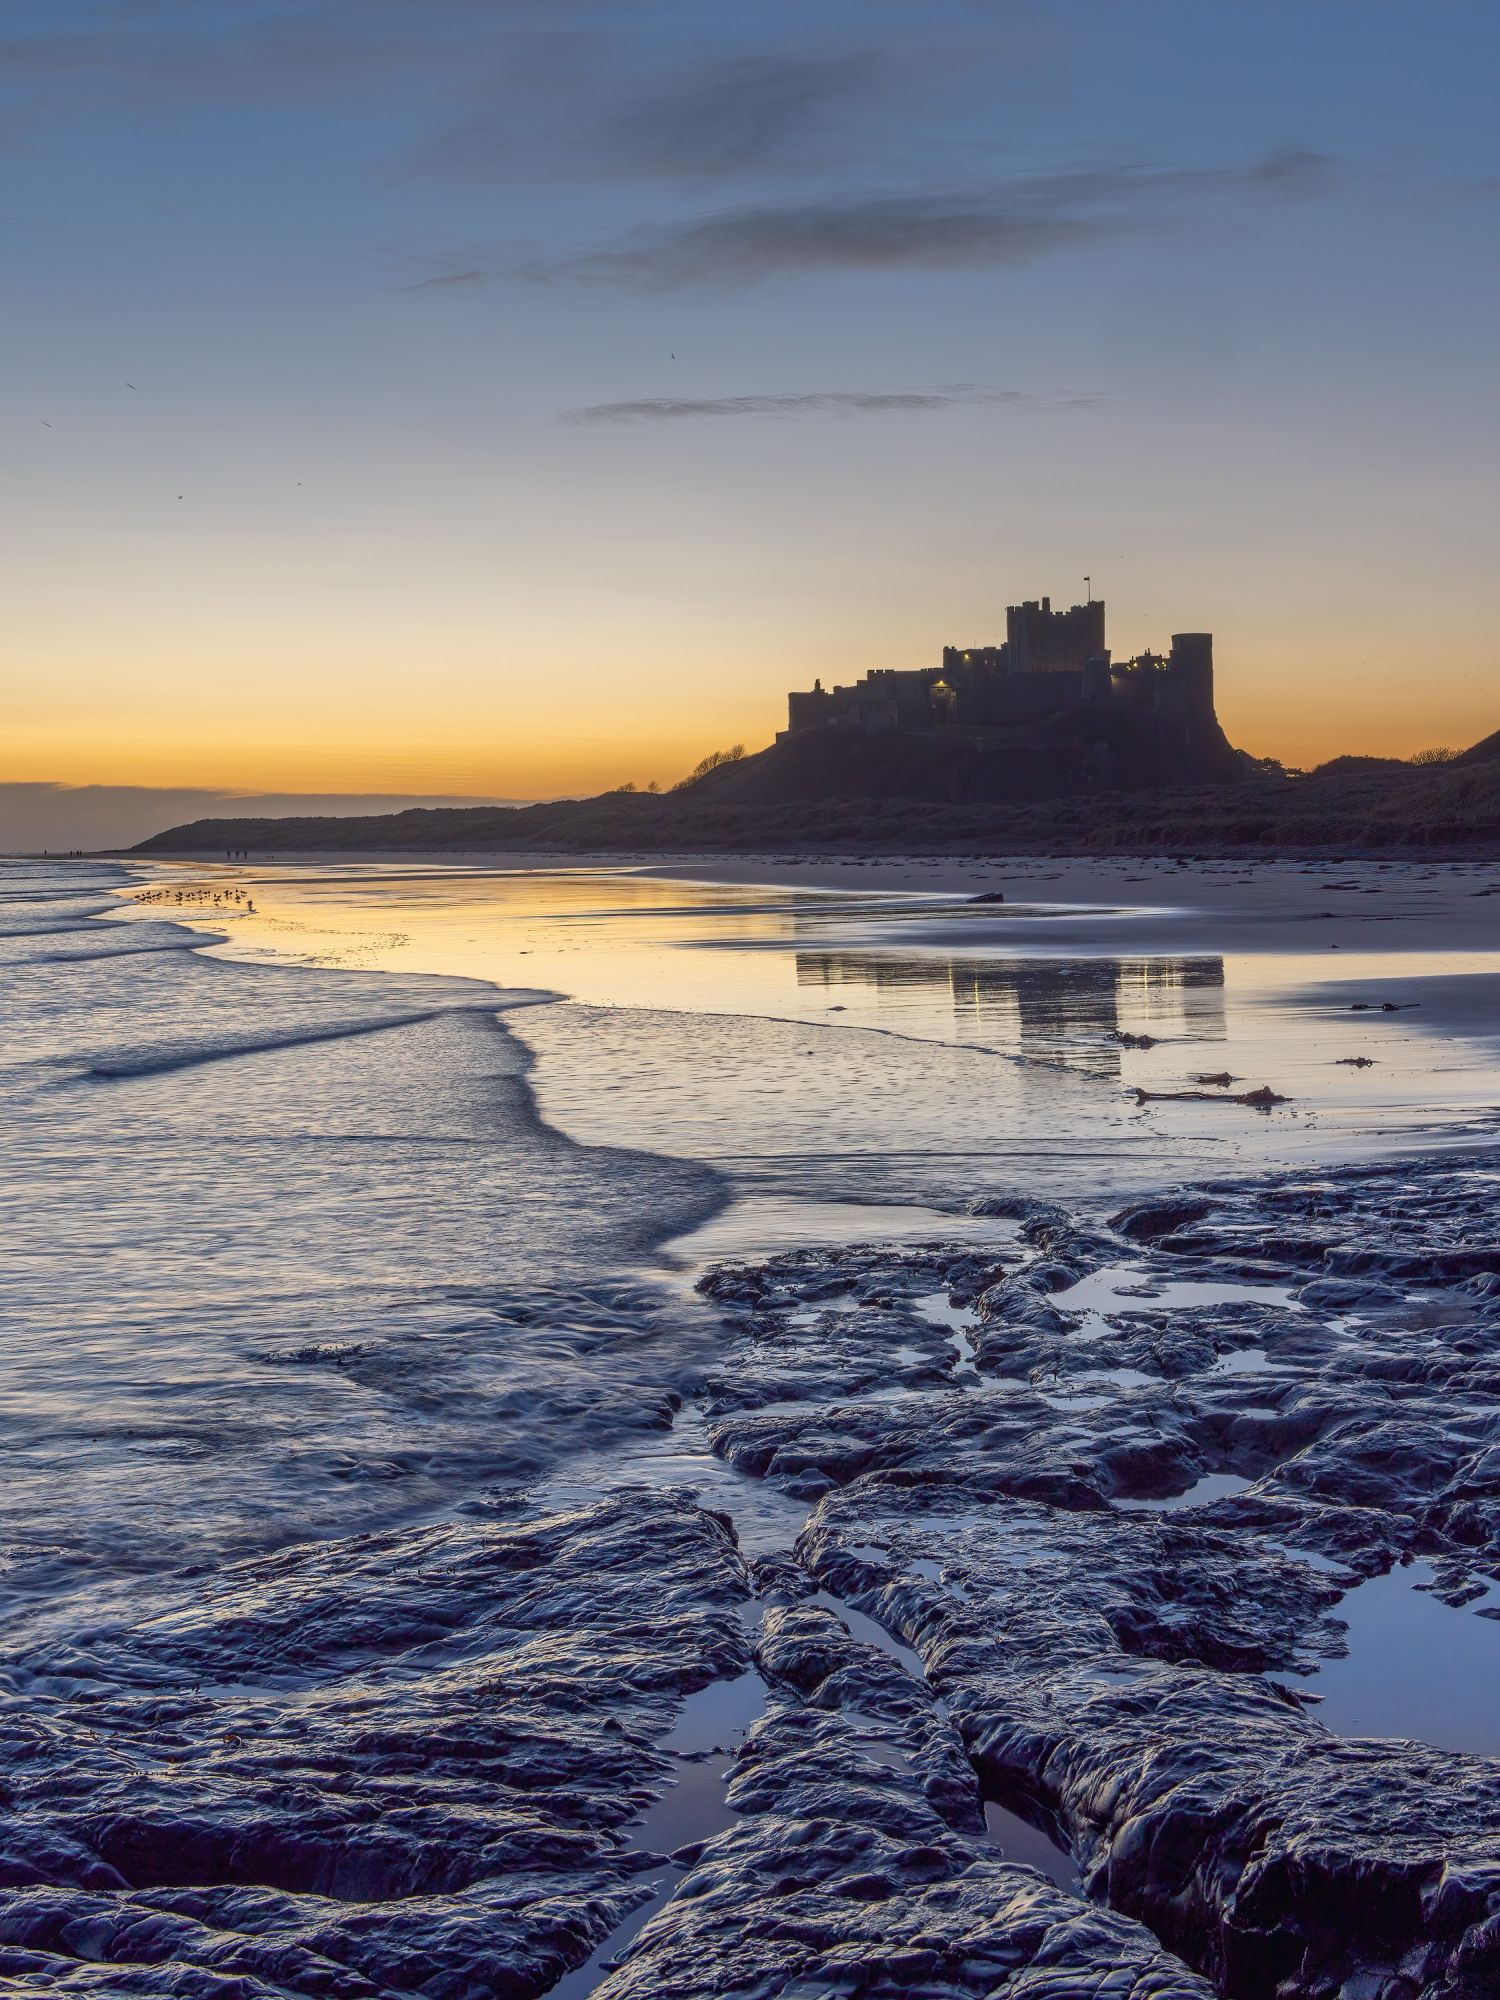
xmin=8 ymin=854 xmax=1500 ymax=1999
xmin=123 ymin=842 xmax=1500 ymax=963
xmin=114 ymin=845 xmax=1500 ymax=1224
xmin=123 ymin=844 xmax=1500 ymax=920
xmin=108 ymin=834 xmax=1500 ymax=867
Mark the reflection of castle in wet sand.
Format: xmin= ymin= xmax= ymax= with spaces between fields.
xmin=795 ymin=952 xmax=1227 ymax=1073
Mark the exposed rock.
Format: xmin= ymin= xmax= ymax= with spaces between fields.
xmin=801 ymin=1494 xmax=1500 ymax=2000
xmin=1109 ymin=1198 xmax=1215 ymax=1242
xmin=1132 ymin=1085 xmax=1288 ymax=1107
xmin=686 ymin=1158 xmax=1500 ymax=1998
xmin=590 ymin=1603 xmax=1215 ymax=2000
xmin=13 ymin=1157 xmax=1500 ymax=1997
xmin=0 ymin=1493 xmax=752 ymax=1997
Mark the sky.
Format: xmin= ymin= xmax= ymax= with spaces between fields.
xmin=6 ymin=0 xmax=1499 ymax=812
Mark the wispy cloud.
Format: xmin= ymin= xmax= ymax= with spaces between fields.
xmin=420 ymin=147 xmax=1335 ymax=293
xmin=407 ymin=267 xmax=489 ymax=291
xmin=595 ymin=51 xmax=881 ymax=182
xmin=552 ymin=191 xmax=1108 ymax=288
xmin=560 ymin=385 xmax=1100 ymax=425
xmin=427 ymin=47 xmax=885 ymax=187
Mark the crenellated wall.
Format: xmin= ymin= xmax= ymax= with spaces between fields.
xmin=785 ymin=597 xmax=1218 ymax=743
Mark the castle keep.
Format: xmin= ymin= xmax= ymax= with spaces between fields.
xmin=783 ymin=595 xmax=1216 ymax=740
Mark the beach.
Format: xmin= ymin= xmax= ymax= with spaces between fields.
xmin=3 ymin=851 xmax=1500 ymax=1998
xmin=162 ymin=848 xmax=1500 ymax=1201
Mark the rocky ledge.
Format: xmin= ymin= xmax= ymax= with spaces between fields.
xmin=3 ymin=1159 xmax=1499 ymax=1998
xmin=0 ymin=1493 xmax=748 ymax=1996
xmin=0 ymin=1486 xmax=1204 ymax=1999
xmin=697 ymin=1159 xmax=1500 ymax=1998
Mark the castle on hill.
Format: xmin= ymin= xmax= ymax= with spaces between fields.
xmin=782 ymin=595 xmax=1216 ymax=740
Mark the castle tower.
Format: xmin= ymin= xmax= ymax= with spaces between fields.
xmin=1167 ymin=633 xmax=1214 ymax=714
xmin=1006 ymin=597 xmax=1107 ymax=675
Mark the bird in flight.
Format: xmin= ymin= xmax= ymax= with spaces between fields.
xmin=41 ymin=419 xmax=52 ymax=428
xmin=126 ymin=382 xmax=136 ymax=390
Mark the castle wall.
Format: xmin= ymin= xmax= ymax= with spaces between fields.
xmin=784 ymin=597 xmax=1219 ymax=743
xmin=943 ymin=644 xmax=1008 ymax=675
xmin=957 ymin=671 xmax=1083 ymax=726
xmin=787 ymin=686 xmax=833 ymax=732
xmin=1082 ymin=656 xmax=1114 ymax=704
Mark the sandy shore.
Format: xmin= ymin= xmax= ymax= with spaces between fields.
xmin=130 ymin=844 xmax=1500 ymax=956
xmin=636 ymin=850 xmax=1500 ymax=951
xmin=126 ymin=848 xmax=1500 ymax=948
xmin=120 ymin=846 xmax=1500 ymax=1086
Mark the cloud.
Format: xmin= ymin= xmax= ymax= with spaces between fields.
xmin=551 ymin=193 xmax=1106 ymax=287
xmin=423 ymin=147 xmax=1335 ymax=293
xmin=406 ymin=267 xmax=489 ymax=291
xmin=417 ymin=42 xmax=887 ymax=190
xmin=1236 ymin=146 xmax=1337 ymax=198
xmin=560 ymin=385 xmax=1100 ymax=425
xmin=596 ymin=51 xmax=881 ymax=182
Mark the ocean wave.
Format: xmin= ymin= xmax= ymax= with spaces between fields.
xmin=0 ymin=859 xmax=726 ymax=1585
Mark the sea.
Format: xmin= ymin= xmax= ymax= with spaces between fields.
xmin=5 ymin=851 xmax=1500 ymax=1770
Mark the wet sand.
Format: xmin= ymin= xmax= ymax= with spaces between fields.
xmin=169 ymin=844 xmax=1500 ymax=943
xmin=148 ymin=848 xmax=1500 ymax=1040
xmin=639 ymin=849 xmax=1500 ymax=958
xmin=128 ymin=852 xmax=1500 ymax=1202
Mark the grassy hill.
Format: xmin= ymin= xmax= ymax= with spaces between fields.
xmin=133 ymin=729 xmax=1500 ymax=860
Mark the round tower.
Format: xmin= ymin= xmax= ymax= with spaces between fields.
xmin=1168 ymin=633 xmax=1214 ymax=714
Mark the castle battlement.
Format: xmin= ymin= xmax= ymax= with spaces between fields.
xmin=783 ymin=597 xmax=1216 ymax=740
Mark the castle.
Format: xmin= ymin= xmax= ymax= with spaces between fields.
xmin=782 ymin=595 xmax=1216 ymax=740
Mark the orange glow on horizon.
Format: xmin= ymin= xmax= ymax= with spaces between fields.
xmin=5 ymin=639 xmax=1494 ymax=799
